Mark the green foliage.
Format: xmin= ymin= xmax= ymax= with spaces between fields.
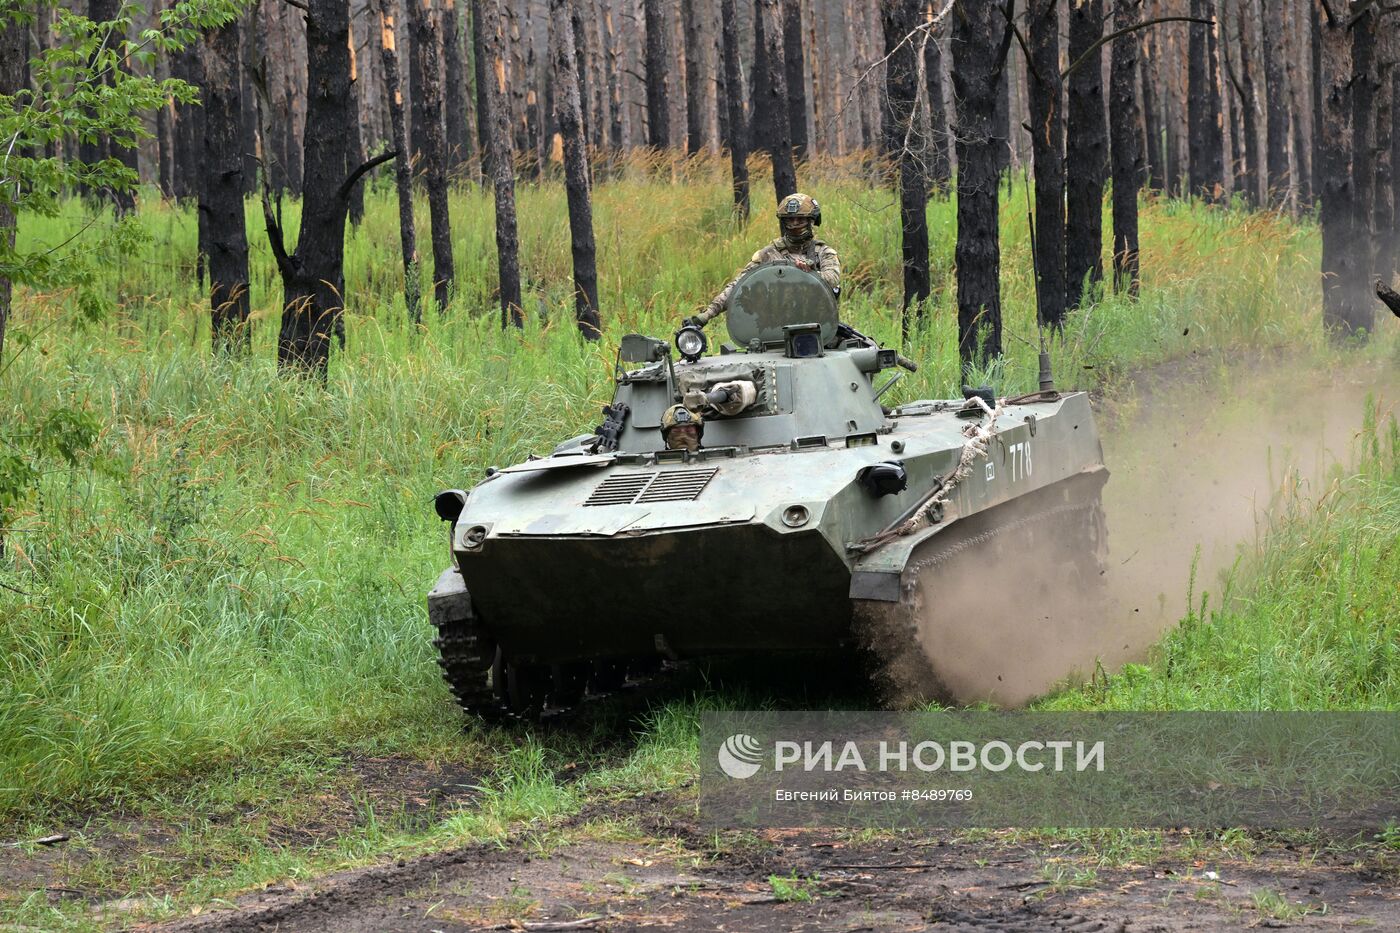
xmin=768 ymin=869 xmax=822 ymax=902
xmin=0 ymin=0 xmax=245 ymax=537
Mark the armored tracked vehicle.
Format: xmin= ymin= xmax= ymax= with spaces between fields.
xmin=429 ymin=264 xmax=1109 ymax=716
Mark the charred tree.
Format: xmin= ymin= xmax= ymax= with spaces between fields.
xmin=472 ymin=0 xmax=494 ymax=180
xmin=924 ymin=8 xmax=951 ymax=194
xmin=643 ymin=0 xmax=671 ymax=147
xmin=784 ymin=0 xmax=809 ymax=159
xmin=1230 ymin=0 xmax=1259 ymax=206
xmin=202 ymin=18 xmax=250 ymax=353
xmin=444 ymin=0 xmax=471 ymax=173
xmin=720 ymin=0 xmax=750 ymax=217
xmin=682 ymin=0 xmax=703 ymax=152
xmin=881 ymin=0 xmax=930 ymax=336
xmin=550 ymin=0 xmax=601 ymax=339
xmin=1261 ymin=0 xmax=1289 ymax=205
xmin=1025 ymin=0 xmax=1066 ymax=327
xmin=1374 ymin=19 xmax=1395 ymax=284
xmin=1067 ymin=0 xmax=1106 ymax=306
xmin=480 ymin=0 xmax=522 ymax=327
xmin=1315 ymin=2 xmax=1369 ymax=338
xmin=1186 ymin=0 xmax=1223 ymax=199
xmin=758 ymin=0 xmax=797 ymax=199
xmin=409 ymin=0 xmax=455 ymax=312
xmin=952 ymin=0 xmax=1011 ymax=370
xmin=375 ymin=0 xmax=421 ymax=324
xmin=750 ymin=0 xmax=771 ymax=151
xmin=1109 ymin=0 xmax=1142 ymax=295
xmin=264 ymin=0 xmax=396 ymax=375
xmin=1141 ymin=25 xmax=1165 ymax=191
xmin=1352 ymin=7 xmax=1378 ymax=274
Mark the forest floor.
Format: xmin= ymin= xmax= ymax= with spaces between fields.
xmin=3 ymin=347 xmax=1397 ymax=932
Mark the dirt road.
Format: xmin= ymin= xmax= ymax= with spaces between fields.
xmin=152 ymin=791 xmax=1397 ymax=932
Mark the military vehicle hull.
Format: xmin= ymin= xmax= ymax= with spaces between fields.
xmin=430 ymin=388 xmax=1107 ymax=714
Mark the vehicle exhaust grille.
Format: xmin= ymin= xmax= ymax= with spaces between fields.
xmin=637 ymin=467 xmax=718 ymax=502
xmin=583 ymin=474 xmax=654 ymax=506
xmin=584 ymin=468 xmax=719 ymax=506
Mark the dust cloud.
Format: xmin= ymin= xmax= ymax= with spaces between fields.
xmin=1094 ymin=352 xmax=1398 ymax=673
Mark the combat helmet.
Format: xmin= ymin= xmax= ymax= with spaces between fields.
xmin=777 ymin=193 xmax=820 ymax=245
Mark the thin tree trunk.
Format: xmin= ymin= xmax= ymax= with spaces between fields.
xmin=644 ymin=0 xmax=671 ymax=147
xmin=924 ymin=5 xmax=951 ymax=194
xmin=480 ymin=0 xmax=522 ymax=327
xmin=1316 ymin=3 xmax=1369 ymax=338
xmin=346 ymin=19 xmax=367 ymax=226
xmin=444 ymin=0 xmax=471 ymax=174
xmin=881 ymin=0 xmax=929 ymax=337
xmin=783 ymin=0 xmax=809 ymax=159
xmin=682 ymin=0 xmax=703 ymax=152
xmin=1232 ymin=0 xmax=1259 ymax=206
xmin=410 ymin=0 xmax=454 ymax=311
xmin=1284 ymin=0 xmax=1311 ymax=205
xmin=759 ymin=0 xmax=797 ymax=200
xmin=952 ymin=0 xmax=1009 ymax=370
xmin=1187 ymin=0 xmax=1223 ymax=199
xmin=376 ymin=0 xmax=421 ymax=324
xmin=1109 ymin=0 xmax=1142 ymax=295
xmin=550 ymin=0 xmax=601 ymax=339
xmin=750 ymin=0 xmax=770 ymax=152
xmin=202 ymin=18 xmax=251 ymax=353
xmin=1261 ymin=0 xmax=1289 ymax=206
xmin=1141 ymin=24 xmax=1165 ymax=191
xmin=1311 ymin=0 xmax=1323 ymax=206
xmin=1026 ymin=0 xmax=1066 ymax=326
xmin=720 ymin=0 xmax=750 ymax=217
xmin=0 ymin=11 xmax=21 ymax=361
xmin=266 ymin=0 xmax=396 ymax=375
xmin=1373 ymin=18 xmax=1394 ymax=284
xmin=1352 ymin=7 xmax=1378 ymax=282
xmin=472 ymin=0 xmax=494 ymax=179
xmin=1067 ymin=0 xmax=1106 ymax=306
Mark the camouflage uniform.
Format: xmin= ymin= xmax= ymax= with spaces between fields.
xmin=698 ymin=238 xmax=841 ymax=324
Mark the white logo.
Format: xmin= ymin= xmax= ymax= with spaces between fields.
xmin=718 ymin=734 xmax=764 ymax=779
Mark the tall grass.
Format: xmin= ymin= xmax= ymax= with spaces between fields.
xmin=0 ymin=155 xmax=1383 ymax=821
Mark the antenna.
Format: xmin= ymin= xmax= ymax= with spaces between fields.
xmin=1021 ymin=165 xmax=1056 ymax=394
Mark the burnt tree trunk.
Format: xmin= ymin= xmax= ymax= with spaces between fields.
xmin=1026 ymin=0 xmax=1066 ymax=327
xmin=1373 ymin=18 xmax=1394 ymax=284
xmin=1352 ymin=7 xmax=1377 ymax=281
xmin=1067 ymin=0 xmax=1106 ymax=306
xmin=759 ymin=0 xmax=797 ymax=199
xmin=644 ymin=0 xmax=671 ymax=147
xmin=1232 ymin=0 xmax=1259 ymax=206
xmin=952 ymin=0 xmax=1010 ymax=370
xmin=993 ymin=38 xmax=1011 ymax=178
xmin=881 ymin=0 xmax=929 ymax=337
xmin=720 ymin=0 xmax=750 ymax=217
xmin=410 ymin=0 xmax=455 ymax=312
xmin=480 ymin=0 xmax=522 ymax=327
xmin=750 ymin=0 xmax=770 ymax=151
xmin=1109 ymin=0 xmax=1142 ymax=295
xmin=1316 ymin=3 xmax=1369 ymax=338
xmin=444 ymin=0 xmax=471 ymax=174
xmin=1187 ymin=0 xmax=1223 ymax=199
xmin=472 ymin=0 xmax=494 ymax=179
xmin=1261 ymin=0 xmax=1289 ymax=206
xmin=265 ymin=0 xmax=396 ymax=375
xmin=376 ymin=0 xmax=421 ymax=324
xmin=1141 ymin=26 xmax=1165 ymax=191
xmin=202 ymin=18 xmax=251 ymax=353
xmin=550 ymin=0 xmax=601 ymax=339
xmin=783 ymin=0 xmax=809 ymax=159
xmin=682 ymin=0 xmax=703 ymax=152
xmin=924 ymin=8 xmax=951 ymax=195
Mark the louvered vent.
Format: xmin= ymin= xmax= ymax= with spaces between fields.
xmin=583 ymin=473 xmax=654 ymax=506
xmin=637 ymin=468 xmax=718 ymax=502
xmin=584 ymin=468 xmax=719 ymax=506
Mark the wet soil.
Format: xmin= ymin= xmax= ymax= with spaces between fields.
xmin=142 ymin=791 xmax=1399 ymax=932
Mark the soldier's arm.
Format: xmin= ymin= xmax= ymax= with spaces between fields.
xmin=699 ymin=251 xmax=767 ymax=323
xmin=816 ymin=246 xmax=841 ymax=293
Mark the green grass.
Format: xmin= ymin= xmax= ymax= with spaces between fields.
xmin=1 ymin=157 xmax=1398 ymax=922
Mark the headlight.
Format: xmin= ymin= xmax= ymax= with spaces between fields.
xmin=674 ymin=325 xmax=708 ymax=362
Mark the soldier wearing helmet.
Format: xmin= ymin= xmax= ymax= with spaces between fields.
xmin=660 ymin=404 xmax=704 ymax=453
xmin=689 ymin=193 xmax=841 ymax=328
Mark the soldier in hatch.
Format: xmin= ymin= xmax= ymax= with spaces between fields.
xmin=687 ymin=193 xmax=841 ymax=328
xmin=660 ymin=404 xmax=703 ymax=453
